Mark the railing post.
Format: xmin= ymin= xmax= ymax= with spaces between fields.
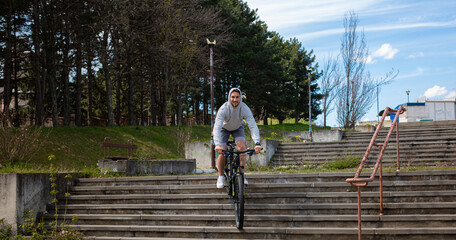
xmin=357 ymin=186 xmax=362 ymax=240
xmin=396 ymin=120 xmax=400 ymax=171
xmin=379 ymin=155 xmax=384 ymax=215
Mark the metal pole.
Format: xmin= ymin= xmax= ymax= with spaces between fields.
xmin=377 ymin=87 xmax=379 ymax=124
xmin=308 ymin=70 xmax=312 ymax=142
xmin=357 ymin=186 xmax=362 ymax=240
xmin=208 ymin=39 xmax=216 ymax=169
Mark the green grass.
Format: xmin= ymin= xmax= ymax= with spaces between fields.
xmin=1 ymin=123 xmax=319 ymax=174
xmin=258 ymin=123 xmax=329 ymax=140
xmin=1 ymin=125 xmax=211 ymax=174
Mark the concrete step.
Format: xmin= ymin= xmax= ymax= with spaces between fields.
xmin=56 ymin=202 xmax=456 ymax=216
xmin=271 ymin=156 xmax=456 ymax=167
xmin=69 ymin=180 xmax=456 ymax=196
xmin=74 ymin=225 xmax=456 ymax=240
xmin=343 ymin=129 xmax=456 ymax=138
xmin=74 ymin=170 xmax=456 ymax=187
xmin=275 ymin=139 xmax=456 ymax=150
xmin=64 ymin=190 xmax=456 ymax=205
xmin=48 ymin=213 xmax=456 ymax=228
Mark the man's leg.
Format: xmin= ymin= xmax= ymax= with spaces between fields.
xmin=236 ymin=141 xmax=249 ymax=185
xmin=215 ymin=145 xmax=227 ymax=188
xmin=217 ymin=153 xmax=226 ymax=176
xmin=236 ymin=141 xmax=246 ymax=172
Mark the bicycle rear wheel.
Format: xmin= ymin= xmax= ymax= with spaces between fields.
xmin=234 ymin=174 xmax=245 ymax=229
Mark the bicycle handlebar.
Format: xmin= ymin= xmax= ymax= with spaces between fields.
xmin=222 ymin=148 xmax=262 ymax=157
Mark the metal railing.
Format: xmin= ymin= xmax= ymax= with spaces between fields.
xmin=345 ymin=106 xmax=406 ymax=240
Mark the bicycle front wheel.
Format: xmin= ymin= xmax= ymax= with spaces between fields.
xmin=234 ymin=174 xmax=245 ymax=229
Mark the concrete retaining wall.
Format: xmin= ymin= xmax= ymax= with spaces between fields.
xmin=185 ymin=139 xmax=279 ymax=169
xmin=98 ymin=159 xmax=196 ymax=176
xmin=0 ymin=173 xmax=77 ymax=233
xmin=283 ymin=130 xmax=344 ymax=142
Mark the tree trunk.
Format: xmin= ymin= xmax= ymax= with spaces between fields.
xmin=62 ymin=19 xmax=71 ymax=126
xmin=177 ymin=86 xmax=183 ymax=126
xmin=116 ymin=68 xmax=121 ymax=126
xmin=127 ymin=54 xmax=136 ymax=126
xmin=149 ymin=82 xmax=156 ymax=126
xmin=3 ymin=0 xmax=13 ymax=120
xmin=87 ymin=43 xmax=94 ymax=126
xmin=47 ymin=6 xmax=59 ymax=127
xmin=161 ymin=62 xmax=169 ymax=126
xmin=194 ymin=96 xmax=200 ymax=125
xmin=114 ymin=37 xmax=121 ymax=126
xmin=139 ymin=75 xmax=145 ymax=126
xmin=32 ymin=0 xmax=43 ymax=126
xmin=75 ymin=38 xmax=82 ymax=126
xmin=49 ymin=38 xmax=59 ymax=127
xmin=101 ymin=31 xmax=114 ymax=126
xmin=12 ymin=23 xmax=19 ymax=126
xmin=148 ymin=61 xmax=157 ymax=126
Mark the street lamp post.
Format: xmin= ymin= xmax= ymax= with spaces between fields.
xmin=406 ymin=90 xmax=410 ymax=103
xmin=207 ymin=39 xmax=216 ymax=169
xmin=306 ymin=66 xmax=313 ymax=142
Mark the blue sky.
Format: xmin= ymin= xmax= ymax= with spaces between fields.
xmin=244 ymin=0 xmax=456 ymax=127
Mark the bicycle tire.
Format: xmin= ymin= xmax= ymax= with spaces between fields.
xmin=234 ymin=174 xmax=245 ymax=229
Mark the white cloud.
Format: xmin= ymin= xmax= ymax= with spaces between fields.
xmin=372 ymin=44 xmax=399 ymax=59
xmin=408 ymin=52 xmax=424 ymax=58
xmin=366 ymin=43 xmax=398 ymax=64
xmin=424 ymin=85 xmax=448 ymax=98
xmin=363 ymin=20 xmax=456 ymax=33
xmin=445 ymin=90 xmax=456 ymax=99
xmin=365 ymin=56 xmax=376 ymax=64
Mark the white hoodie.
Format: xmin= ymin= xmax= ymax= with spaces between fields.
xmin=212 ymin=88 xmax=261 ymax=146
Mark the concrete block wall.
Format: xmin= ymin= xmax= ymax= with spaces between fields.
xmin=283 ymin=130 xmax=344 ymax=142
xmin=0 ymin=173 xmax=76 ymax=233
xmin=98 ymin=159 xmax=196 ymax=176
xmin=185 ymin=139 xmax=280 ymax=169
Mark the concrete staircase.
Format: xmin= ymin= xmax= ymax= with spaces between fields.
xmin=271 ymin=120 xmax=456 ymax=167
xmin=42 ymin=170 xmax=456 ymax=239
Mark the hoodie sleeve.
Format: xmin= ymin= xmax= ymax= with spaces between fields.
xmin=212 ymin=103 xmax=227 ymax=146
xmin=241 ymin=104 xmax=261 ymax=144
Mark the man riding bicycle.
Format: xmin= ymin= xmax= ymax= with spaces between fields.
xmin=213 ymin=88 xmax=262 ymax=188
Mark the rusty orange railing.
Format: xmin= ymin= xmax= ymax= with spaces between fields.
xmin=346 ymin=106 xmax=406 ymax=240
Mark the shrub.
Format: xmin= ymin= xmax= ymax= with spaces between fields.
xmin=0 ymin=126 xmax=42 ymax=167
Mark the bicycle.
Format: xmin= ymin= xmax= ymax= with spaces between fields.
xmin=221 ymin=140 xmax=258 ymax=229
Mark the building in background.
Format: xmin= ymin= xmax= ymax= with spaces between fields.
xmin=399 ymin=99 xmax=456 ymax=122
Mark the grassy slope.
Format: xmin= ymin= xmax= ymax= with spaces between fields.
xmin=3 ymin=123 xmax=317 ymax=173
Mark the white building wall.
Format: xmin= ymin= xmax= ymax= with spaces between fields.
xmin=403 ymin=100 xmax=456 ymax=122
xmin=426 ymin=101 xmax=455 ymax=121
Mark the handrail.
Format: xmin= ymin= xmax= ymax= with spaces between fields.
xmin=345 ymin=106 xmax=406 ymax=240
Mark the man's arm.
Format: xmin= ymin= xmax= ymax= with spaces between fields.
xmin=212 ymin=103 xmax=226 ymax=147
xmin=242 ymin=104 xmax=261 ymax=152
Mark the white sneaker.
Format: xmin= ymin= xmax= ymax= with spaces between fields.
xmin=216 ymin=176 xmax=225 ymax=189
xmin=244 ymin=177 xmax=249 ymax=185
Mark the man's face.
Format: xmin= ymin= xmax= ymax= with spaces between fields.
xmin=230 ymin=91 xmax=240 ymax=107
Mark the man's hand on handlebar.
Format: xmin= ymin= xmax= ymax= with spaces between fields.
xmin=254 ymin=145 xmax=262 ymax=154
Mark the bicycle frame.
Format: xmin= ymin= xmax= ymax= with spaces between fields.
xmin=222 ymin=140 xmax=255 ymax=229
xmin=224 ymin=141 xmax=244 ymax=194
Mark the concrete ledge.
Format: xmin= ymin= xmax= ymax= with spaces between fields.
xmin=185 ymin=139 xmax=279 ymax=169
xmin=284 ymin=130 xmax=343 ymax=142
xmin=97 ymin=159 xmax=196 ymax=176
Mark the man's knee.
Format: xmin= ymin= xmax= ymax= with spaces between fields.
xmin=236 ymin=141 xmax=246 ymax=151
